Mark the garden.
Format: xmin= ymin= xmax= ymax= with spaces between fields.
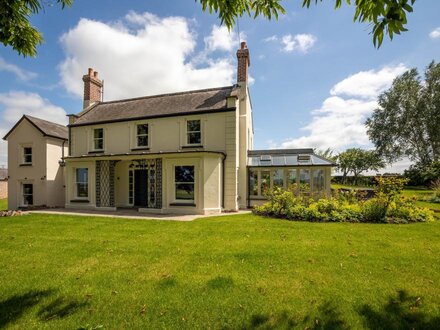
xmin=254 ymin=177 xmax=437 ymax=223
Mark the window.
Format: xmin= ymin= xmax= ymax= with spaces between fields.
xmin=313 ymin=169 xmax=325 ymax=192
xmin=93 ymin=128 xmax=104 ymax=150
xmin=175 ymin=166 xmax=195 ymax=201
xmin=136 ymin=124 xmax=149 ymax=147
xmin=23 ymin=184 xmax=33 ymax=206
xmin=76 ymin=168 xmax=89 ymax=198
xmin=249 ymin=169 xmax=258 ymax=196
xmin=287 ymin=169 xmax=297 ymax=190
xmin=23 ymin=147 xmax=32 ymax=164
xmin=273 ymin=169 xmax=284 ymax=188
xmin=299 ymin=169 xmax=311 ymax=193
xmin=128 ymin=170 xmax=134 ymax=205
xmin=260 ymin=170 xmax=270 ymax=195
xmin=186 ymin=120 xmax=201 ymax=145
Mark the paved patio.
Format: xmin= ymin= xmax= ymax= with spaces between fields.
xmin=28 ymin=208 xmax=251 ymax=221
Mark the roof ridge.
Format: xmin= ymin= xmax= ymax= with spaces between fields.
xmin=96 ymin=85 xmax=235 ymax=106
xmin=24 ymin=115 xmax=67 ymax=128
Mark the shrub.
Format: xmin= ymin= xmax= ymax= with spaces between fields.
xmin=253 ymin=186 xmax=434 ymax=224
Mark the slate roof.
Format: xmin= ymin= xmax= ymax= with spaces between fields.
xmin=3 ymin=115 xmax=68 ymax=141
xmin=70 ymin=86 xmax=237 ymax=126
xmin=248 ymin=149 xmax=335 ymax=167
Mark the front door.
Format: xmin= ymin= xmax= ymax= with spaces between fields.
xmin=134 ymin=170 xmax=148 ymax=207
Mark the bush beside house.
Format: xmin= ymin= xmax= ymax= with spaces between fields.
xmin=254 ymin=177 xmax=434 ymax=224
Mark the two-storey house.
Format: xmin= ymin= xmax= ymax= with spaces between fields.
xmin=4 ymin=42 xmax=334 ymax=214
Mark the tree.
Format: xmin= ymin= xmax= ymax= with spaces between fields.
xmin=337 ymin=148 xmax=385 ymax=184
xmin=315 ymin=147 xmax=337 ymax=162
xmin=0 ymin=0 xmax=72 ymax=57
xmin=2 ymin=0 xmax=416 ymax=57
xmin=366 ymin=61 xmax=440 ymax=168
xmin=197 ymin=0 xmax=416 ymax=47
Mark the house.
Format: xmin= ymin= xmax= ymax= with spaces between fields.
xmin=3 ymin=116 xmax=68 ymax=209
xmin=3 ymin=42 xmax=334 ymax=213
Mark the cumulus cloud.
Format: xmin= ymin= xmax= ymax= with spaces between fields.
xmin=276 ymin=64 xmax=408 ymax=152
xmin=429 ymin=27 xmax=440 ymax=39
xmin=264 ymin=33 xmax=316 ymax=53
xmin=59 ymin=12 xmax=238 ymax=101
xmin=0 ymin=57 xmax=37 ymax=81
xmin=0 ymin=92 xmax=67 ymax=166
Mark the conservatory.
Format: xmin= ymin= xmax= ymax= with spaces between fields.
xmin=247 ymin=149 xmax=335 ymax=207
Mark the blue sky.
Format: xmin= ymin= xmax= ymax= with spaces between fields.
xmin=1 ymin=0 xmax=440 ymax=170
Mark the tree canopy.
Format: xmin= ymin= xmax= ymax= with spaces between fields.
xmin=337 ymin=148 xmax=385 ymax=183
xmin=1 ymin=0 xmax=417 ymax=57
xmin=366 ymin=61 xmax=440 ymax=168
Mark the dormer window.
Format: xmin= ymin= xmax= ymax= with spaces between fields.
xmin=186 ymin=120 xmax=201 ymax=145
xmin=93 ymin=128 xmax=104 ymax=150
xmin=136 ymin=124 xmax=149 ymax=147
xmin=23 ymin=147 xmax=32 ymax=165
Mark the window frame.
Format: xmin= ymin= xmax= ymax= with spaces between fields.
xmin=22 ymin=183 xmax=33 ymax=206
xmin=136 ymin=123 xmax=149 ymax=148
xmin=174 ymin=165 xmax=195 ymax=204
xmin=186 ymin=119 xmax=202 ymax=146
xmin=75 ymin=168 xmax=89 ymax=199
xmin=93 ymin=128 xmax=104 ymax=151
xmin=22 ymin=146 xmax=33 ymax=165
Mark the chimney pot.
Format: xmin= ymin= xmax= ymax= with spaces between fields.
xmin=241 ymin=41 xmax=247 ymax=49
xmin=88 ymin=68 xmax=93 ymax=76
xmin=94 ymin=71 xmax=99 ymax=78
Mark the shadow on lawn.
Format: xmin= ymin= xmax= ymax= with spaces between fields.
xmin=0 ymin=289 xmax=88 ymax=327
xmin=242 ymin=290 xmax=440 ymax=330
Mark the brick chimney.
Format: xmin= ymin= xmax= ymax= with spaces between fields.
xmin=236 ymin=41 xmax=250 ymax=84
xmin=82 ymin=68 xmax=103 ymax=109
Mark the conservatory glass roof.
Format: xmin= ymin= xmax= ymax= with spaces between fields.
xmin=247 ymin=149 xmax=335 ymax=167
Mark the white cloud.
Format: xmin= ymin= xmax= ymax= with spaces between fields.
xmin=281 ymin=34 xmax=316 ymax=53
xmin=275 ymin=64 xmax=408 ymax=155
xmin=429 ymin=27 xmax=440 ymax=39
xmin=0 ymin=92 xmax=67 ymax=166
xmin=204 ymin=25 xmax=237 ymax=52
xmin=59 ymin=12 xmax=238 ymax=101
xmin=0 ymin=57 xmax=37 ymax=81
xmin=330 ymin=64 xmax=407 ymax=99
xmin=264 ymin=35 xmax=278 ymax=42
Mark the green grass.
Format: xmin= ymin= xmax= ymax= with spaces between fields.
xmin=1 ymin=214 xmax=440 ymax=329
xmin=0 ymin=198 xmax=7 ymax=211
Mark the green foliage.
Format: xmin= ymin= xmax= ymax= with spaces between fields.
xmin=198 ymin=0 xmax=416 ymax=48
xmin=367 ymin=61 xmax=440 ymax=168
xmin=254 ymin=186 xmax=434 ymax=223
xmin=404 ymin=161 xmax=440 ymax=187
xmin=337 ymin=148 xmax=385 ymax=184
xmin=0 ymin=0 xmax=72 ymax=57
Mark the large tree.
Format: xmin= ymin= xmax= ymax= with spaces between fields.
xmin=1 ymin=0 xmax=416 ymax=57
xmin=366 ymin=61 xmax=440 ymax=168
xmin=337 ymin=148 xmax=385 ymax=184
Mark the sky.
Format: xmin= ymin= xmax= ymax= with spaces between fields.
xmin=1 ymin=0 xmax=439 ymax=172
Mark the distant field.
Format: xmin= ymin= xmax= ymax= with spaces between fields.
xmin=0 ymin=198 xmax=7 ymax=211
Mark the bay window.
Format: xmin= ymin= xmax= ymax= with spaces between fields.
xmin=175 ymin=166 xmax=195 ymax=202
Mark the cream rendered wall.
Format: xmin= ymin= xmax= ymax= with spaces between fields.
xmin=65 ymin=160 xmax=96 ymax=209
xmin=45 ymin=138 xmax=67 ymax=207
xmin=70 ymin=112 xmax=230 ymax=156
xmin=7 ymin=120 xmax=48 ymax=209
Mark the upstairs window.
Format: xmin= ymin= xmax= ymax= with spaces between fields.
xmin=23 ymin=147 xmax=32 ymax=164
xmin=93 ymin=128 xmax=104 ymax=150
xmin=136 ymin=124 xmax=149 ymax=147
xmin=186 ymin=120 xmax=201 ymax=145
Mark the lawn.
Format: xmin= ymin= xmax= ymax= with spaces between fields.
xmin=1 ymin=214 xmax=440 ymax=329
xmin=0 ymin=198 xmax=7 ymax=211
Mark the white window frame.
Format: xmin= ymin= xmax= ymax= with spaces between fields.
xmin=75 ymin=168 xmax=89 ymax=199
xmin=136 ymin=123 xmax=149 ymax=148
xmin=22 ymin=183 xmax=33 ymax=206
xmin=174 ymin=165 xmax=195 ymax=204
xmin=186 ymin=119 xmax=202 ymax=146
xmin=93 ymin=128 xmax=104 ymax=151
xmin=22 ymin=146 xmax=33 ymax=165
